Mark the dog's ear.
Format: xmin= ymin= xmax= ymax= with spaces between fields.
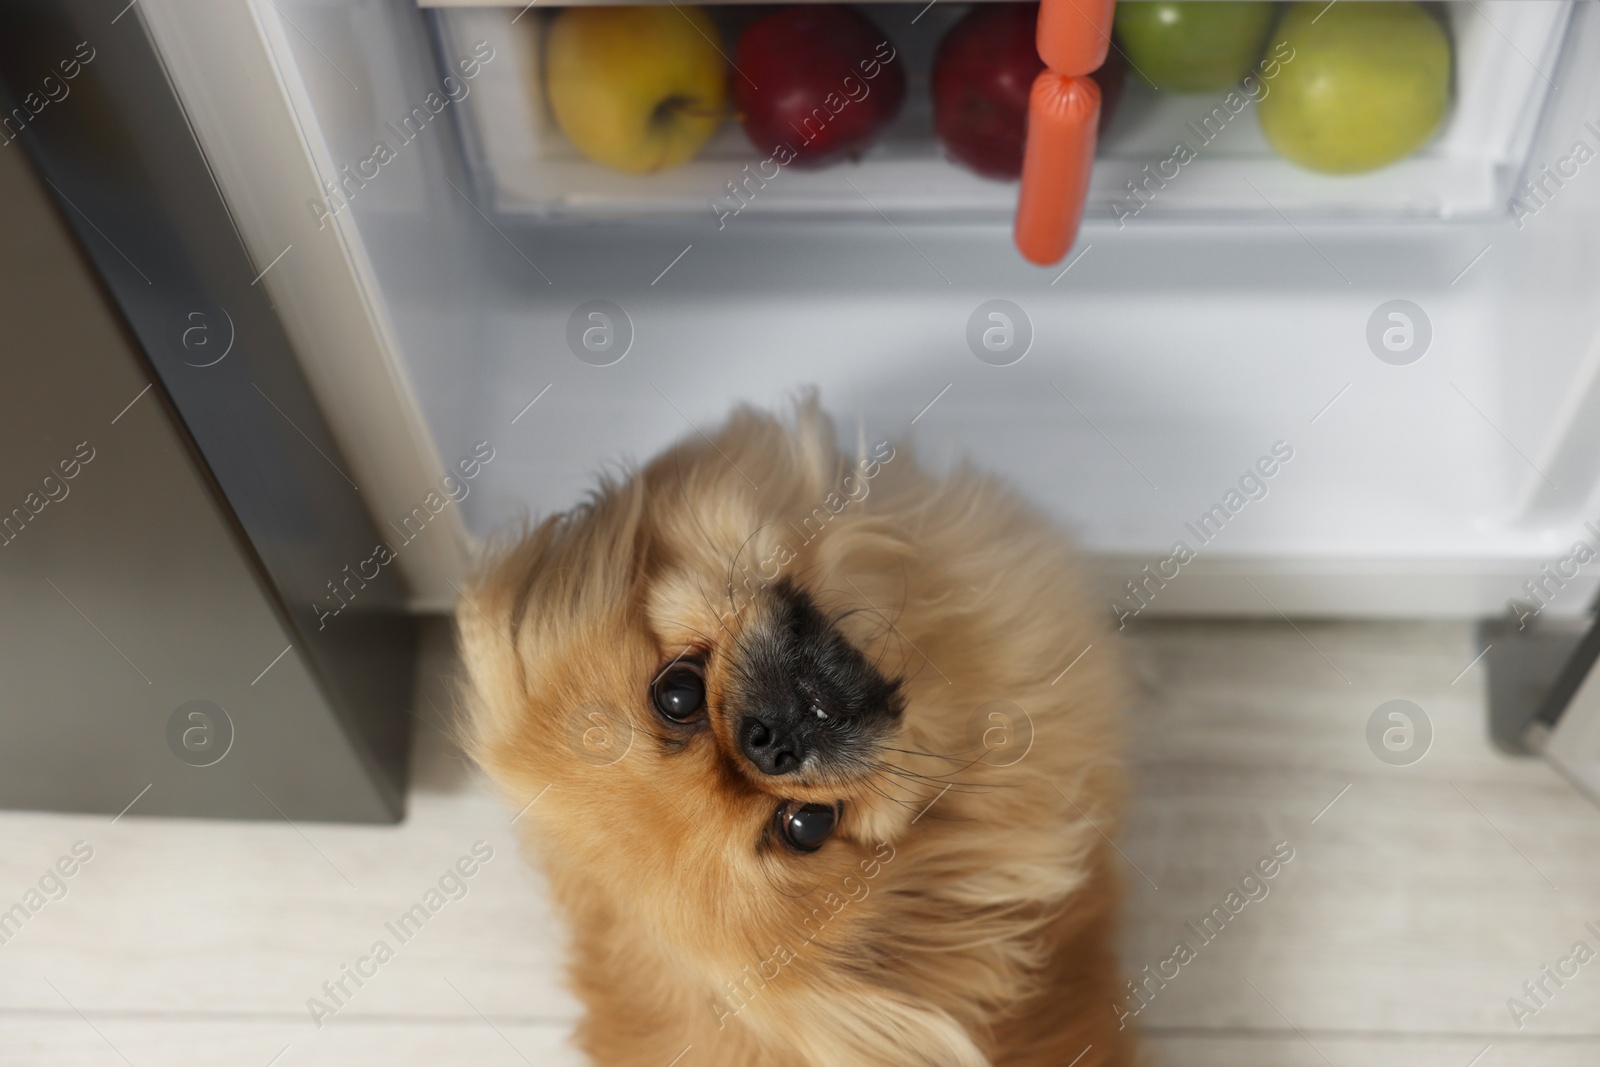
xmin=460 ymin=474 xmax=648 ymax=647
xmin=454 ymin=476 xmax=649 ymax=781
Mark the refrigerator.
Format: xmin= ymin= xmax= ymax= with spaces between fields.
xmin=10 ymin=0 xmax=1600 ymax=808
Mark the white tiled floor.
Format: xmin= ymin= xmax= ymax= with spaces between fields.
xmin=3 ymin=618 xmax=1598 ymax=1066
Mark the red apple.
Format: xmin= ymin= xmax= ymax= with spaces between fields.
xmin=733 ymin=6 xmax=905 ymax=167
xmin=933 ymin=4 xmax=1040 ymax=179
xmin=934 ymin=3 xmax=1127 ymax=180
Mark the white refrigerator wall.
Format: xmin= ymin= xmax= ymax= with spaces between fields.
xmin=144 ymin=0 xmax=1600 ymax=620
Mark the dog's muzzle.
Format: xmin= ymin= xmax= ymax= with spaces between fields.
xmin=728 ymin=579 xmax=903 ymax=779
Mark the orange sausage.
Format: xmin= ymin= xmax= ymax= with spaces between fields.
xmin=1014 ymin=72 xmax=1100 ymax=267
xmin=1036 ymin=0 xmax=1116 ymax=75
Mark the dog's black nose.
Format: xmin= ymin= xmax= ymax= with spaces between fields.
xmin=740 ymin=714 xmax=805 ymax=776
xmin=727 ymin=579 xmax=904 ymax=780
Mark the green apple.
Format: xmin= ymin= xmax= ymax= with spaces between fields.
xmin=544 ymin=5 xmax=726 ymax=174
xmin=1259 ymin=2 xmax=1451 ymax=174
xmin=1114 ymin=2 xmax=1280 ymax=92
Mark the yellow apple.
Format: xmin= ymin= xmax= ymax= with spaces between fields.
xmin=544 ymin=5 xmax=727 ymax=175
xmin=1258 ymin=2 xmax=1451 ymax=174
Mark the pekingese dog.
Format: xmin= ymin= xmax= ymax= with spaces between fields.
xmin=456 ymin=399 xmax=1133 ymax=1066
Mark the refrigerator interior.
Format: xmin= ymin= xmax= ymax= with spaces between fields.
xmin=147 ymin=0 xmax=1600 ymax=616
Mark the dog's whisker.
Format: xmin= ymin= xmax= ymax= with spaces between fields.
xmin=849 ymin=774 xmax=926 ymax=815
xmin=880 ymin=744 xmax=988 ymax=764
xmin=863 ymin=773 xmax=944 ymax=804
xmin=875 ymin=768 xmax=992 ymax=797
xmin=722 ymin=521 xmax=773 ymax=613
xmin=871 ymin=751 xmax=982 ymax=783
xmin=889 ymin=742 xmax=985 ymax=777
xmin=876 ymin=764 xmax=988 ymax=790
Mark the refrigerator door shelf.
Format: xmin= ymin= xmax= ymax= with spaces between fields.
xmin=438 ymin=2 xmax=1568 ymax=222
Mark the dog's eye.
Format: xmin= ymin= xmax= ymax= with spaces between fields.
xmin=651 ymin=660 xmax=706 ymax=723
xmin=776 ymin=800 xmax=838 ymax=853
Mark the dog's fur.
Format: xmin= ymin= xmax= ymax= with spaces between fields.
xmin=456 ymin=400 xmax=1134 ymax=1066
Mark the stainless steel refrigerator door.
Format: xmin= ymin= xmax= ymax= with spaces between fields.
xmin=0 ymin=0 xmax=418 ymax=821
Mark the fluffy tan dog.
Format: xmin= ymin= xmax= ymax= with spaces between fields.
xmin=457 ymin=399 xmax=1133 ymax=1067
